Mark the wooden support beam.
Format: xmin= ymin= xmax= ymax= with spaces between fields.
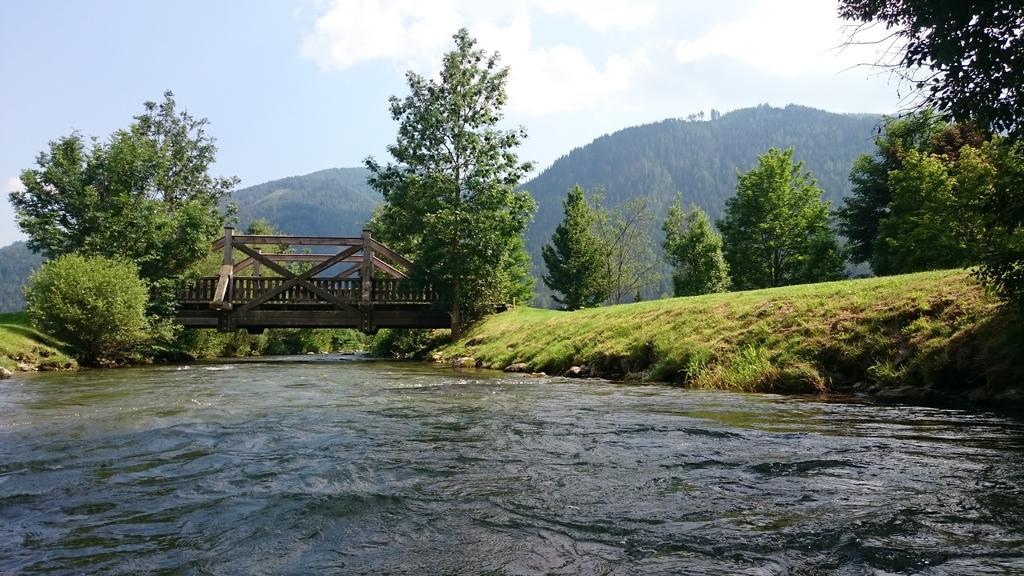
xmin=234 ymin=244 xmax=360 ymax=313
xmin=361 ymin=230 xmax=373 ymax=305
xmin=210 ymin=226 xmax=234 ymax=310
xmin=335 ymin=264 xmax=360 ymax=279
xmin=230 ymin=235 xmax=363 ymax=247
xmin=370 ymin=239 xmax=414 ymax=270
xmin=234 ymin=253 xmax=362 ymax=273
xmin=372 ymin=255 xmax=407 ymax=279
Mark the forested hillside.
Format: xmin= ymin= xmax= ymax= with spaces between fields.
xmin=231 ymin=167 xmax=380 ymax=235
xmin=1 ymin=105 xmax=881 ymax=311
xmin=522 ymin=104 xmax=879 ymax=256
xmin=0 ymin=241 xmax=44 ymax=312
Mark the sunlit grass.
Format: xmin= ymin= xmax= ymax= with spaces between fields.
xmin=0 ymin=312 xmax=76 ymax=371
xmin=440 ymin=270 xmax=1023 ymax=395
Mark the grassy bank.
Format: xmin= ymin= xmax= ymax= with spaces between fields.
xmin=438 ymin=270 xmax=1024 ymax=402
xmin=0 ymin=312 xmax=77 ymax=372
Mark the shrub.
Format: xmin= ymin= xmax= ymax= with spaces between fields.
xmin=25 ymin=254 xmax=154 ymax=365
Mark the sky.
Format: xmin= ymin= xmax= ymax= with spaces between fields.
xmin=0 ymin=0 xmax=902 ymax=247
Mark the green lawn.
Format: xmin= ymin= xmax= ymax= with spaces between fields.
xmin=0 ymin=312 xmax=76 ymax=372
xmin=440 ymin=270 xmax=1023 ymax=397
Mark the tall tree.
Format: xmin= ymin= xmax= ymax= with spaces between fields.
xmin=840 ymin=1 xmax=1024 ymax=306
xmin=719 ymin=148 xmax=844 ymax=289
xmin=542 ymin=185 xmax=607 ymax=310
xmin=9 ymin=91 xmax=237 ymax=284
xmin=592 ymin=196 xmax=660 ymax=305
xmin=871 ymin=150 xmax=973 ymax=274
xmin=365 ymin=29 xmax=536 ymax=336
xmin=662 ymin=198 xmax=730 ymax=296
xmin=837 ymin=110 xmax=987 ymax=267
xmin=839 ymin=0 xmax=1024 ymax=138
xmin=959 ymin=140 xmax=1024 ymax=306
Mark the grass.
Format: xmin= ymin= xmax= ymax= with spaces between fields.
xmin=0 ymin=312 xmax=77 ymax=372
xmin=438 ymin=270 xmax=1024 ymax=399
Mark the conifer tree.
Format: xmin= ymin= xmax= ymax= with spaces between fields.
xmin=542 ymin=186 xmax=606 ymax=310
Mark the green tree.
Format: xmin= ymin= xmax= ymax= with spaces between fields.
xmin=841 ymin=1 xmax=1024 ymax=305
xmin=960 ymin=140 xmax=1024 ymax=306
xmin=24 ymin=254 xmax=163 ymax=365
xmin=662 ymin=199 xmax=730 ymax=296
xmin=541 ymin=185 xmax=607 ymax=309
xmin=719 ymin=148 xmax=844 ymax=289
xmin=839 ymin=0 xmax=1024 ymax=138
xmin=837 ymin=111 xmax=987 ymax=267
xmin=871 ymin=150 xmax=976 ymax=274
xmin=365 ymin=29 xmax=536 ymax=336
xmin=9 ymin=92 xmax=237 ymax=288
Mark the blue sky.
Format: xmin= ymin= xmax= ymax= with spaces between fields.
xmin=0 ymin=0 xmax=902 ymax=246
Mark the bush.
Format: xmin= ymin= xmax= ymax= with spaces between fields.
xmin=370 ymin=329 xmax=439 ymax=359
xmin=25 ymin=254 xmax=155 ymax=365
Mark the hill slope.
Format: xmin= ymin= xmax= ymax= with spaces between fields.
xmin=437 ymin=270 xmax=1024 ymax=404
xmin=231 ymin=167 xmax=380 ymax=235
xmin=522 ymin=104 xmax=879 ymax=256
xmin=0 ymin=242 xmax=44 ymax=312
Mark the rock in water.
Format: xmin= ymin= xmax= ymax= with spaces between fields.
xmin=564 ymin=366 xmax=589 ymax=378
xmin=0 ymin=367 xmax=12 ymax=379
xmin=453 ymin=357 xmax=477 ymax=368
xmin=504 ymin=363 xmax=529 ymax=373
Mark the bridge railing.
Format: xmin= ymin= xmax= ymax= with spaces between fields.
xmin=177 ymin=277 xmax=436 ymax=307
xmin=230 ymin=277 xmax=362 ymax=305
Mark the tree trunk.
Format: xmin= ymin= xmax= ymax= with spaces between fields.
xmin=450 ymin=280 xmax=462 ymax=339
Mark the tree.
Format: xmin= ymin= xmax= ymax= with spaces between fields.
xmin=9 ymin=92 xmax=237 ymax=286
xmin=960 ymin=140 xmax=1024 ymax=306
xmin=662 ymin=198 xmax=730 ymax=296
xmin=718 ymin=148 xmax=845 ymax=289
xmin=541 ymin=185 xmax=607 ymax=309
xmin=590 ymin=195 xmax=660 ymax=305
xmin=24 ymin=254 xmax=161 ymax=365
xmin=839 ymin=0 xmax=1024 ymax=138
xmin=837 ymin=110 xmax=987 ymax=267
xmin=365 ymin=29 xmax=536 ymax=337
xmin=870 ymin=150 xmax=975 ymax=274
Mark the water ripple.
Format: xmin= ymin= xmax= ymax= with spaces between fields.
xmin=1 ymin=362 xmax=1022 ymax=574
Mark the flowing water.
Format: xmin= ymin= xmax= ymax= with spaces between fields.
xmin=1 ymin=356 xmax=1023 ymax=575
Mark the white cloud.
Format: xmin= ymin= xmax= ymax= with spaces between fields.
xmin=300 ymin=0 xmax=648 ymax=116
xmin=673 ymin=0 xmax=897 ymax=77
xmin=3 ymin=177 xmax=23 ymax=195
xmin=299 ymin=0 xmax=464 ymax=70
xmin=539 ymin=0 xmax=658 ymax=32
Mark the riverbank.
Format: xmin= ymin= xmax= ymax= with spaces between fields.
xmin=0 ymin=312 xmax=77 ymax=374
xmin=437 ymin=270 xmax=1024 ymax=404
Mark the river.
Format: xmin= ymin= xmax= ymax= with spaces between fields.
xmin=1 ymin=356 xmax=1022 ymax=574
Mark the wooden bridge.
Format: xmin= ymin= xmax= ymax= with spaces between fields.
xmin=175 ymin=227 xmax=450 ymax=333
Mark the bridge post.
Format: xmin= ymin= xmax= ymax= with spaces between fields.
xmin=214 ymin=225 xmax=235 ymax=330
xmin=360 ymin=229 xmax=374 ymax=333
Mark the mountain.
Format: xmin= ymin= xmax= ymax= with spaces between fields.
xmin=0 ymin=241 xmax=44 ymax=312
xmin=230 ymin=167 xmax=380 ymax=235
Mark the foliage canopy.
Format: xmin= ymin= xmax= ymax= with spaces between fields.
xmin=9 ymin=92 xmax=237 ymax=285
xmin=839 ymin=0 xmax=1024 ymax=138
xmin=542 ymin=186 xmax=607 ymax=310
xmin=718 ymin=148 xmax=844 ymax=289
xmin=662 ymin=199 xmax=730 ymax=296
